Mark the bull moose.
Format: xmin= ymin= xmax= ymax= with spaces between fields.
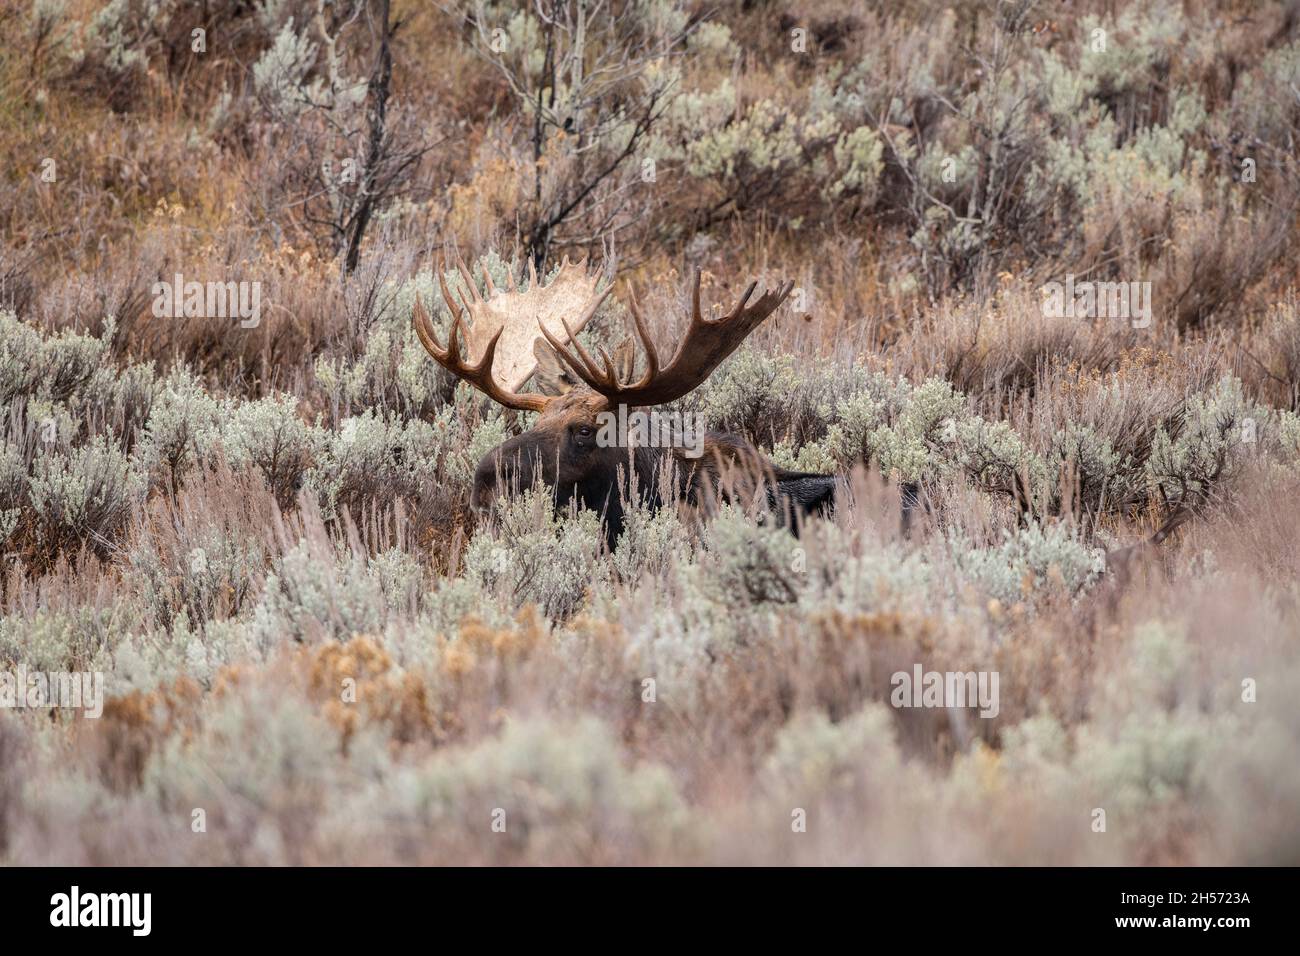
xmin=413 ymin=258 xmax=839 ymax=549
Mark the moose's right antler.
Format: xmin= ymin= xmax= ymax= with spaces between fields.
xmin=412 ymin=257 xmax=611 ymax=412
xmin=540 ymin=271 xmax=794 ymax=409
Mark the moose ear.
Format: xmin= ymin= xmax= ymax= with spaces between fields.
xmin=532 ymin=338 xmax=577 ymax=395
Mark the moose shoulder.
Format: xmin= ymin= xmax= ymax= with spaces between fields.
xmin=413 ymin=259 xmax=837 ymax=549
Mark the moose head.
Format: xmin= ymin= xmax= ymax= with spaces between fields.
xmin=413 ymin=259 xmax=837 ymax=547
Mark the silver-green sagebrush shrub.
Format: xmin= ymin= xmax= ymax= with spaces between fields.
xmin=0 ymin=310 xmax=114 ymax=408
xmin=699 ymin=506 xmax=803 ymax=607
xmin=949 ymin=521 xmax=1101 ymax=607
xmin=465 ymin=488 xmax=605 ymax=621
xmin=367 ymin=547 xmax=426 ymax=619
xmin=0 ymin=597 xmax=145 ymax=673
xmin=794 ymin=522 xmax=935 ymax=619
xmin=763 ymin=704 xmax=905 ymax=798
xmin=315 ymin=265 xmax=462 ymax=419
xmin=996 ymin=619 xmax=1267 ymax=852
xmin=305 ymin=407 xmax=474 ymax=525
xmin=1147 ymin=376 xmax=1294 ymax=508
xmin=127 ymin=514 xmax=269 ymax=631
xmin=320 ymin=715 xmax=690 ymax=864
xmin=26 ymin=436 xmax=143 ymax=563
xmin=221 ymin=393 xmax=325 ymax=507
xmin=143 ymin=685 xmax=346 ymax=863
xmin=0 ymin=440 xmax=25 ymax=548
xmin=607 ymin=499 xmax=693 ymax=582
xmin=135 ymin=369 xmax=226 ymax=492
xmin=252 ymin=538 xmax=385 ymax=646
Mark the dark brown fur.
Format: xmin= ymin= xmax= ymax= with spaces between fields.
xmin=471 ymin=390 xmax=836 ymax=549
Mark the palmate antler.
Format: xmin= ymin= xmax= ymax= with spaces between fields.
xmin=539 ymin=271 xmax=795 ymax=408
xmin=415 ymin=260 xmax=793 ymax=411
xmin=412 ymin=257 xmax=612 ymax=411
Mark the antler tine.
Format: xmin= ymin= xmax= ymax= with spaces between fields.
xmin=554 ymin=269 xmax=794 ymax=409
xmin=625 ymin=294 xmax=660 ymax=387
xmin=435 ymin=269 xmax=465 ymax=329
xmin=560 ymin=316 xmax=598 ymax=372
xmin=727 ymin=280 xmax=759 ymax=320
xmin=541 ymin=315 xmax=608 ymax=384
xmin=472 ymin=324 xmax=506 ymax=379
xmin=538 ymin=282 xmax=618 ymax=385
xmin=445 ymin=298 xmax=465 ymax=358
xmin=455 ymin=256 xmax=483 ymax=304
xmin=412 ymin=294 xmax=446 ymax=357
xmin=595 ymin=344 xmax=619 ymax=386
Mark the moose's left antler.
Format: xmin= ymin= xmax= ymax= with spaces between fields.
xmin=540 ymin=271 xmax=794 ymax=408
xmin=412 ymin=256 xmax=612 ymax=409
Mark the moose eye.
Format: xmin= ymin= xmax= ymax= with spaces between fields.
xmin=575 ymin=425 xmax=594 ymax=438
